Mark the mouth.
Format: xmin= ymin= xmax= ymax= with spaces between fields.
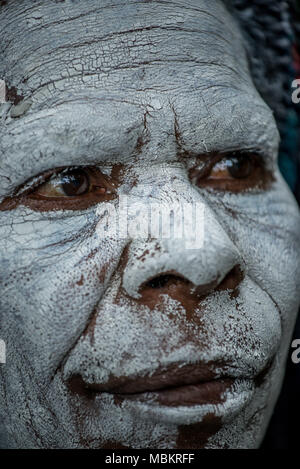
xmin=67 ymin=359 xmax=271 ymax=409
xmin=115 ymin=378 xmax=235 ymax=407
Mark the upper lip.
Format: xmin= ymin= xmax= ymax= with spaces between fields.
xmin=68 ymin=360 xmax=240 ymax=396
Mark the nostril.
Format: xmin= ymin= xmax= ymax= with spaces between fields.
xmin=143 ymin=273 xmax=190 ymax=290
xmin=141 ymin=266 xmax=243 ymax=294
xmin=146 ymin=275 xmax=171 ymax=289
xmin=138 ymin=272 xmax=195 ymax=311
xmin=217 ymin=265 xmax=244 ymax=295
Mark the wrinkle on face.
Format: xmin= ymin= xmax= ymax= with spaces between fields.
xmin=0 ymin=0 xmax=299 ymax=450
xmin=1 ymin=0 xmax=247 ymax=89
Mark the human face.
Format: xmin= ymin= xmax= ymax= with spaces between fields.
xmin=0 ymin=0 xmax=300 ymax=449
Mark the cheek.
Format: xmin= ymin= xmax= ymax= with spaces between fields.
xmin=205 ymin=183 xmax=300 ymax=336
xmin=202 ymin=279 xmax=282 ymax=368
xmin=238 ymin=213 xmax=300 ymax=344
xmin=0 ymin=208 xmax=127 ymax=381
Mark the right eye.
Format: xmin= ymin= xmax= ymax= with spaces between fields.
xmin=32 ymin=168 xmax=91 ymax=198
xmin=0 ymin=167 xmax=118 ymax=212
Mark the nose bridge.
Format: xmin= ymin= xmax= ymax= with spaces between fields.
xmin=122 ymin=200 xmax=241 ymax=299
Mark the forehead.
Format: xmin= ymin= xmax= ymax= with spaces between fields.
xmin=1 ymin=0 xmax=249 ymax=100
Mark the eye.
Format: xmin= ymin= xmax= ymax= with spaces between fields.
xmin=0 ymin=166 xmax=119 ymax=212
xmin=189 ymin=152 xmax=272 ymax=192
xmin=210 ymin=154 xmax=252 ymax=180
xmin=33 ymin=168 xmax=91 ymax=198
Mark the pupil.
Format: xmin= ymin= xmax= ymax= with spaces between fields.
xmin=60 ymin=169 xmax=88 ymax=196
xmin=228 ymin=155 xmax=251 ymax=179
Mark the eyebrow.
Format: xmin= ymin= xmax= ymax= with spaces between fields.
xmin=172 ymin=91 xmax=280 ymax=161
xmin=0 ymin=100 xmax=147 ymax=193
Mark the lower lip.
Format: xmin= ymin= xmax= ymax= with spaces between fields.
xmin=117 ymin=378 xmax=255 ymax=425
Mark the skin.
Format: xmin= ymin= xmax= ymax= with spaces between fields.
xmin=0 ymin=0 xmax=300 ymax=449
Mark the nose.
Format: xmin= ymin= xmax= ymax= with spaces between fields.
xmin=121 ymin=206 xmax=243 ymax=308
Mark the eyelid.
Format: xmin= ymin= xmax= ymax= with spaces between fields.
xmin=14 ymin=167 xmax=71 ymax=198
xmin=16 ymin=165 xmax=116 ymax=198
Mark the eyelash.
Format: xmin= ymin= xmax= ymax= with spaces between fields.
xmin=15 ymin=167 xmax=84 ymax=197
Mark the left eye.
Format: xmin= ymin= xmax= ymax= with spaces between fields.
xmin=209 ymin=154 xmax=253 ymax=180
xmin=189 ymin=152 xmax=269 ymax=192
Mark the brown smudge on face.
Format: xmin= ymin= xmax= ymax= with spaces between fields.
xmin=111 ymin=271 xmax=206 ymax=330
xmin=74 ymin=246 xmax=102 ymax=267
xmin=97 ymin=260 xmax=110 ymax=284
xmin=112 ymin=244 xmax=131 ymax=305
xmin=135 ymin=136 xmax=145 ymax=155
xmin=86 ymin=313 xmax=98 ymax=346
xmin=133 ymin=111 xmax=150 ymax=155
xmin=176 ymin=414 xmax=223 ymax=449
xmin=81 ymin=306 xmax=98 ymax=346
xmin=76 ymin=275 xmax=84 ymax=286
xmin=110 ymin=163 xmax=125 ymax=185
xmin=5 ymin=84 xmax=24 ymax=105
xmin=136 ymin=249 xmax=150 ymax=262
xmin=0 ymin=197 xmax=19 ymax=211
